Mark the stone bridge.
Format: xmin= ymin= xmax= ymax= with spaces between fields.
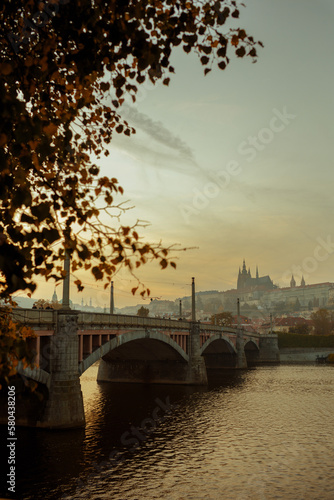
xmin=10 ymin=309 xmax=279 ymax=429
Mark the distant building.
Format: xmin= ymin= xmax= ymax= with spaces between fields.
xmin=274 ymin=317 xmax=313 ymax=333
xmin=237 ymin=259 xmax=276 ymax=292
xmin=221 ymin=260 xmax=334 ymax=314
xmin=261 ymin=282 xmax=334 ymax=309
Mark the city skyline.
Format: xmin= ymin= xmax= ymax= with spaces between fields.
xmin=18 ymin=257 xmax=334 ymax=312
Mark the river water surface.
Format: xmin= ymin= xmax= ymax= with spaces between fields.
xmin=1 ymin=364 xmax=334 ymax=500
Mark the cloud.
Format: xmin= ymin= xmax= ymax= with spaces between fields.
xmin=121 ymin=104 xmax=197 ymax=163
xmin=227 ymin=179 xmax=328 ymax=210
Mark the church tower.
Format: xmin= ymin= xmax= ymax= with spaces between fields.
xmin=237 ymin=260 xmax=275 ymax=292
xmin=290 ymin=275 xmax=296 ymax=288
xmin=237 ymin=259 xmax=251 ymax=290
xmin=52 ymin=287 xmax=58 ymax=303
xmin=301 ymin=276 xmax=305 ymax=287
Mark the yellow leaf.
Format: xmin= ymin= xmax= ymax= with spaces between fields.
xmin=0 ymin=133 xmax=8 ymax=147
xmin=231 ymin=35 xmax=239 ymax=47
xmin=0 ymin=62 xmax=13 ymax=75
xmin=32 ymin=153 xmax=40 ymax=169
xmin=28 ymin=140 xmax=39 ymax=150
xmin=25 ymin=56 xmax=34 ymax=67
xmin=43 ymin=123 xmax=58 ymax=136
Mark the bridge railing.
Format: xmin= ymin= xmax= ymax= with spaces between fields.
xmin=76 ymin=313 xmax=251 ymax=336
xmin=10 ymin=309 xmax=261 ymax=339
xmin=77 ymin=312 xmax=192 ymax=330
xmin=11 ymin=308 xmax=56 ymax=327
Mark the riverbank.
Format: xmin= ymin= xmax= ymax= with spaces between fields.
xmin=279 ymin=347 xmax=334 ymax=364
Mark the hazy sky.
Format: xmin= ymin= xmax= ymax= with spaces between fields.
xmin=25 ymin=0 xmax=334 ymax=309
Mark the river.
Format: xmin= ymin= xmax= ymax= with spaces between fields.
xmin=1 ymin=364 xmax=334 ymax=500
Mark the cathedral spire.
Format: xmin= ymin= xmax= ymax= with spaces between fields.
xmin=290 ymin=275 xmax=296 ymax=288
xmin=301 ymin=276 xmax=305 ymax=287
xmin=52 ymin=287 xmax=58 ymax=303
xmin=256 ymin=265 xmax=259 ymax=279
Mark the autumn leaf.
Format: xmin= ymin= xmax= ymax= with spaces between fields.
xmin=231 ymin=35 xmax=239 ymax=47
xmin=160 ymin=259 xmax=168 ymax=269
xmin=0 ymin=62 xmax=13 ymax=75
xmin=0 ymin=133 xmax=8 ymax=147
xmin=236 ymin=46 xmax=246 ymax=57
xmin=43 ymin=123 xmax=58 ymax=136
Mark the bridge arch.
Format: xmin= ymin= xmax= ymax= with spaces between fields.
xmin=244 ymin=339 xmax=259 ymax=350
xmin=244 ymin=338 xmax=260 ymax=366
xmin=79 ymin=329 xmax=189 ymax=377
xmin=201 ymin=334 xmax=236 ymax=355
xmin=200 ymin=334 xmax=237 ymax=369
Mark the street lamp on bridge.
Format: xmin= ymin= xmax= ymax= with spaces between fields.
xmin=62 ymin=250 xmax=71 ymax=310
xmin=110 ymin=281 xmax=114 ymax=314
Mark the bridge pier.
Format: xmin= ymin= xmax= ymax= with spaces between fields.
xmin=235 ymin=298 xmax=247 ymax=369
xmin=258 ymin=334 xmax=280 ymax=364
xmin=38 ymin=310 xmax=85 ymax=428
xmin=236 ymin=328 xmax=247 ymax=369
xmin=187 ymin=322 xmax=208 ymax=384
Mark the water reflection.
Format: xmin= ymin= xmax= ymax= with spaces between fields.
xmin=1 ymin=364 xmax=333 ymax=500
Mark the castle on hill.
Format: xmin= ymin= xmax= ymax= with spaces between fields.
xmin=232 ymin=259 xmax=334 ymax=311
xmin=237 ymin=259 xmax=276 ymax=292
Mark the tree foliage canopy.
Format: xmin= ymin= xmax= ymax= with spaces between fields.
xmin=288 ymin=324 xmax=311 ymax=335
xmin=311 ymin=308 xmax=334 ymax=335
xmin=0 ymin=0 xmax=261 ymax=297
xmin=0 ymin=299 xmax=36 ymax=388
xmin=137 ymin=305 xmax=150 ymax=317
xmin=211 ymin=311 xmax=233 ymax=326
